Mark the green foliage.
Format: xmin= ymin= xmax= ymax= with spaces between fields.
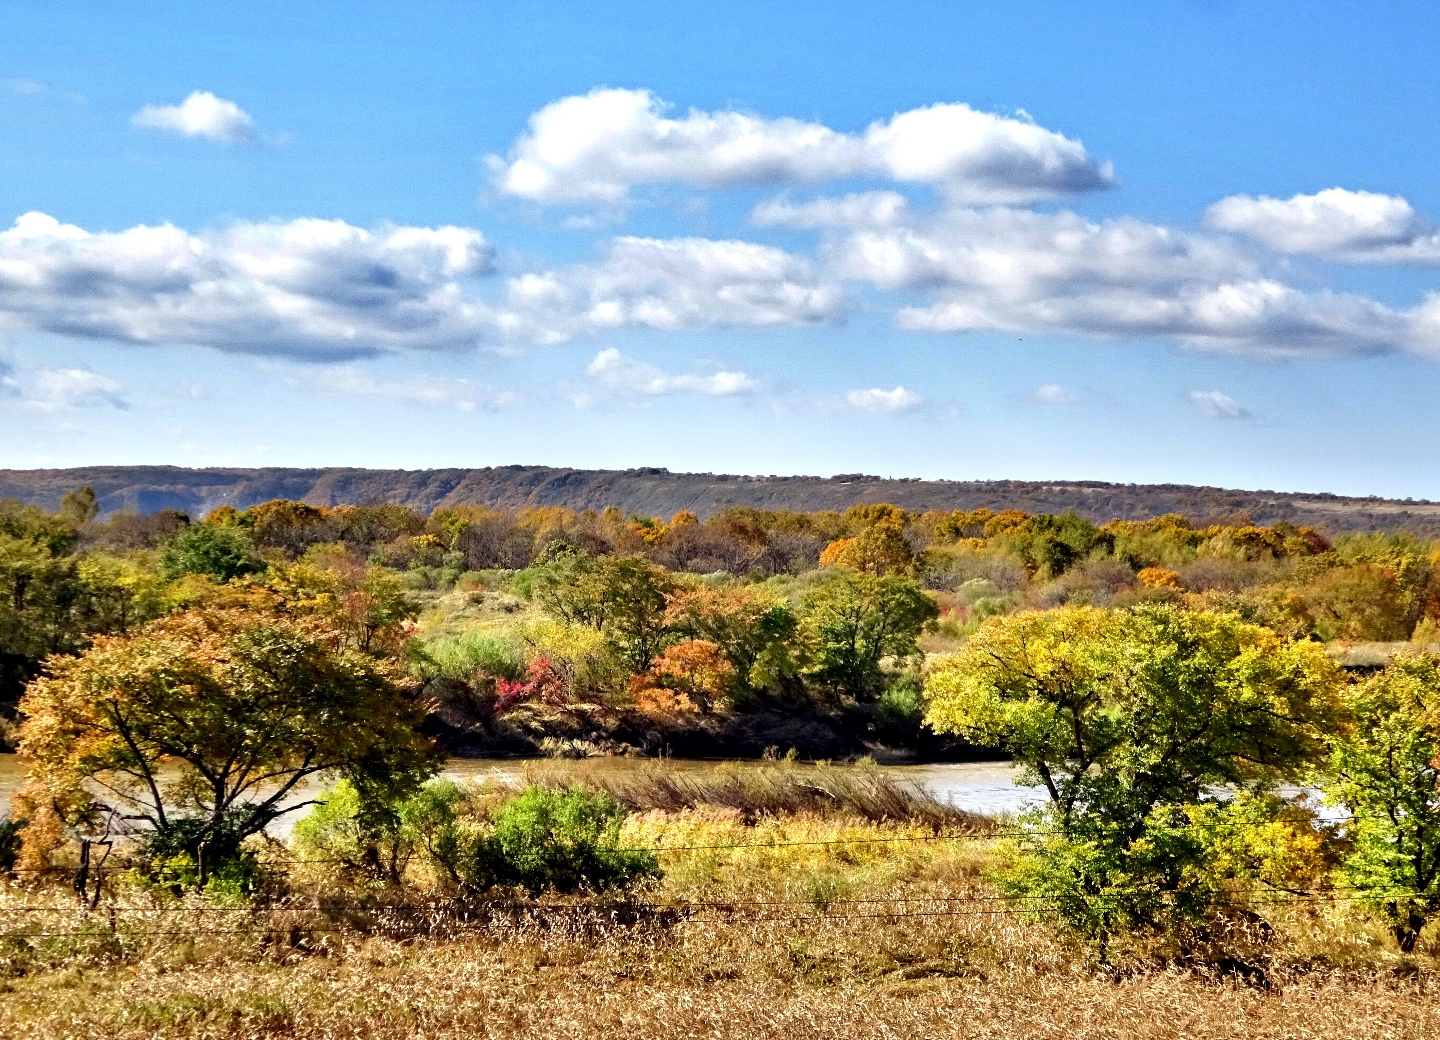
xmin=159 ymin=523 xmax=265 ymax=583
xmin=873 ymin=675 xmax=926 ymax=742
xmin=1000 ymin=511 xmax=1107 ymax=579
xmin=137 ymin=812 xmax=266 ymax=894
xmin=323 ymin=781 xmax=662 ymax=896
xmin=472 ymin=785 xmax=659 ymax=894
xmin=926 ymin=605 xmax=1342 ymax=953
xmin=293 ymin=777 xmax=455 ymax=882
xmin=1323 ymin=653 xmax=1440 ymax=952
xmin=419 ymin=630 xmax=526 ymax=682
xmin=0 ymin=498 xmax=157 ymax=702
xmin=998 ymin=795 xmax=1326 ymax=956
xmin=524 ymin=551 xmax=675 ymax=673
xmin=800 ymin=572 xmax=937 ymax=699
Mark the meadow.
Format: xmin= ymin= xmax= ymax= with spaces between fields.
xmin=5 ymin=765 xmax=1440 ymax=1039
xmin=5 ymin=490 xmax=1440 ymax=1036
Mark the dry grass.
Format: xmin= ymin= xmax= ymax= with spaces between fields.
xmin=3 ymin=810 xmax=1440 ymax=1038
xmin=521 ymin=759 xmax=991 ymax=830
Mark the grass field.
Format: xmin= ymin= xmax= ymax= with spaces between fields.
xmin=4 ymin=795 xmax=1440 ymax=1039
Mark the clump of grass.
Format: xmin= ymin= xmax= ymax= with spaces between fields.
xmin=522 ymin=761 xmax=991 ymax=831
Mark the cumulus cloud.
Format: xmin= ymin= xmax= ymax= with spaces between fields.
xmin=1188 ymin=390 xmax=1253 ymax=420
xmin=752 ymin=191 xmax=912 ymax=230
xmin=583 ymin=347 xmax=757 ymax=399
xmin=0 ymin=212 xmax=496 ymax=360
xmin=132 ymin=91 xmax=255 ymax=144
xmin=787 ymin=201 xmax=1437 ymax=356
xmin=488 ymin=88 xmax=1114 ymax=206
xmin=497 ymin=236 xmax=843 ymax=343
xmin=1034 ymin=383 xmax=1080 ymax=405
xmin=1206 ymin=187 xmax=1440 ymax=262
xmin=841 ymin=385 xmax=923 ymax=414
xmin=0 ymin=213 xmax=848 ymax=356
xmin=307 ymin=367 xmax=519 ymax=411
xmin=25 ymin=368 xmax=128 ymax=411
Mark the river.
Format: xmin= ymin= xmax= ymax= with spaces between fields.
xmin=0 ymin=754 xmax=1040 ymax=835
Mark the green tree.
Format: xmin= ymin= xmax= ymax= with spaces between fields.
xmin=527 ymin=551 xmax=675 ymax=673
xmin=1 ymin=501 xmax=82 ymax=704
xmin=1002 ymin=511 xmax=1107 ymax=579
xmin=925 ymin=605 xmax=1341 ymax=953
xmin=16 ymin=604 xmax=440 ymax=874
xmin=57 ymin=485 xmax=100 ymax=527
xmin=800 ymin=572 xmax=937 ymax=699
xmin=1323 ymin=652 xmax=1440 ymax=952
xmin=159 ymin=523 xmax=265 ymax=583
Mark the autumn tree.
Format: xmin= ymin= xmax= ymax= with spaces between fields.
xmin=664 ymin=583 xmax=798 ymax=692
xmin=1323 ymin=652 xmax=1440 ymax=952
xmin=16 ymin=604 xmax=439 ymax=872
xmin=799 ymin=572 xmax=936 ymax=699
xmin=925 ymin=605 xmax=1341 ymax=952
xmin=632 ymin=640 xmax=736 ymax=714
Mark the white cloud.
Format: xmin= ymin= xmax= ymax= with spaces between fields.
xmin=0 ymin=212 xmax=495 ymax=360
xmin=1034 ymin=383 xmax=1079 ymax=405
xmin=132 ymin=91 xmax=255 ymax=144
xmin=0 ymin=356 xmax=18 ymax=397
xmin=842 ymin=385 xmax=923 ymax=414
xmin=584 ymin=347 xmax=757 ymax=399
xmin=752 ymin=191 xmax=912 ymax=230
xmin=25 ymin=368 xmax=128 ymax=411
xmin=488 ymin=88 xmax=1114 ymax=206
xmin=1187 ymin=389 xmax=1253 ymax=420
xmin=497 ymin=236 xmax=843 ymax=343
xmin=0 ymin=213 xmax=846 ymax=356
xmin=306 ymin=367 xmax=519 ymax=412
xmin=5 ymin=78 xmax=46 ymax=96
xmin=796 ymin=202 xmax=1436 ymax=357
xmin=1205 ymin=187 xmax=1440 ymax=262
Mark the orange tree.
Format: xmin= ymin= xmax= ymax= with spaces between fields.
xmin=15 ymin=603 xmax=439 ymax=871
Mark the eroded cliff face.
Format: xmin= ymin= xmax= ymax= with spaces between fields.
xmin=3 ymin=464 xmax=1438 ymax=535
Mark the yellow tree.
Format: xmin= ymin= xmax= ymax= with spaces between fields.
xmin=15 ymin=604 xmax=439 ymax=870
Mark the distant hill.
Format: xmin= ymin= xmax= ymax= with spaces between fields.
xmin=3 ymin=465 xmax=1439 ymax=536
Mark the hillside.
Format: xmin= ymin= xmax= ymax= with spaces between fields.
xmin=3 ymin=464 xmax=1439 ymax=535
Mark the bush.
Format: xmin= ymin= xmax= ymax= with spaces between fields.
xmin=0 ymin=817 xmax=26 ymax=872
xmin=159 ymin=524 xmax=265 ymax=583
xmin=420 ymin=630 xmax=526 ymax=683
xmin=874 ymin=676 xmax=926 ymax=742
xmin=138 ymin=813 xmax=265 ymax=895
xmin=470 ymin=785 xmax=659 ymax=895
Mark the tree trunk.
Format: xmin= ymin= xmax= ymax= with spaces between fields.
xmin=1393 ymin=913 xmax=1426 ymax=954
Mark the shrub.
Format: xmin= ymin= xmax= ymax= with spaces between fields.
xmin=420 ymin=630 xmax=526 ymax=683
xmin=159 ymin=524 xmax=265 ymax=583
xmin=469 ymin=786 xmax=658 ymax=895
xmin=874 ymin=675 xmax=926 ymax=742
xmin=925 ymin=604 xmax=1343 ymax=956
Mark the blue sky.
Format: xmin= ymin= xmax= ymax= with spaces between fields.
xmin=2 ymin=1 xmax=1439 ymax=498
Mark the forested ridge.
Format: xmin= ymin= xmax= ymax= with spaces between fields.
xmin=3 ymin=464 xmax=1438 ymax=535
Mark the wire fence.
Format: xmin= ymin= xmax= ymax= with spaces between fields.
xmin=2 ymin=814 xmax=1421 ymax=941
